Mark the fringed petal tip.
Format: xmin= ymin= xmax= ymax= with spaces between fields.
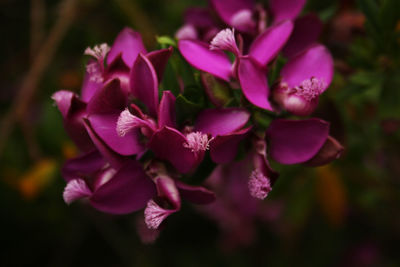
xmin=248 ymin=169 xmax=272 ymax=200
xmin=63 ymin=179 xmax=92 ymax=204
xmin=209 ymin=28 xmax=240 ymax=56
xmin=116 ymin=108 xmax=155 ymax=137
xmin=144 ymin=199 xmax=176 ymax=229
xmin=184 ymin=132 xmax=211 ymax=153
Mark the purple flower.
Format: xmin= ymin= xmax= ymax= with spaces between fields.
xmin=62 ymin=152 xmax=156 ymax=214
xmin=271 ymin=44 xmax=334 ymax=116
xmin=142 ymin=162 xmax=215 ymax=230
xmin=179 ymin=20 xmax=294 ymax=111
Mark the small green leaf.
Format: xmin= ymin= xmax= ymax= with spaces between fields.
xmin=156 ymin=35 xmax=177 ymax=48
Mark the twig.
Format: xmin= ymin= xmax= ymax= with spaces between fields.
xmin=0 ymin=0 xmax=77 ymax=156
xmin=30 ymin=0 xmax=45 ymax=61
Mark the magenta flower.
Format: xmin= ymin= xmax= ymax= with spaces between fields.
xmin=146 ymin=107 xmax=250 ymax=173
xmin=61 ymin=152 xmax=156 ymax=214
xmin=179 ymin=20 xmax=294 ymax=111
xmin=272 ymin=44 xmax=334 ymax=116
xmin=143 ymin=171 xmax=215 ymax=230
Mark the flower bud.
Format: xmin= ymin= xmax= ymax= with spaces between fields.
xmin=273 ymin=77 xmax=325 ymax=116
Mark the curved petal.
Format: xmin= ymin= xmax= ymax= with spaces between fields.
xmin=107 ymin=27 xmax=147 ymax=67
xmin=249 ymin=20 xmax=294 ymax=67
xmin=283 ymin=14 xmax=323 ymax=58
xmin=52 ymin=90 xmax=84 ymax=119
xmin=252 ymin=151 xmax=279 ymax=185
xmin=175 ymin=180 xmax=216 ymax=205
xmin=154 ymin=176 xmax=181 ymax=209
xmin=209 ymin=126 xmax=252 ymax=163
xmin=146 ymin=47 xmax=173 ymax=82
xmin=266 ymin=118 xmax=330 ymax=164
xmin=103 ymin=54 xmax=131 ymax=95
xmin=130 ymin=54 xmax=159 ymax=117
xmin=87 ymin=113 xmax=145 ymax=156
xmin=281 ymin=44 xmax=334 ymax=91
xmin=270 ymin=0 xmax=306 ymax=23
xmin=238 ymin=57 xmax=274 ymax=111
xmin=210 ymin=0 xmax=254 ymax=27
xmin=148 ymin=127 xmax=200 ymax=174
xmin=90 ymin=160 xmax=156 ymax=214
xmin=81 ymin=60 xmax=103 ymax=102
xmin=83 ymin=118 xmax=126 ymax=169
xmin=178 ymin=39 xmax=232 ymax=81
xmin=195 ymin=108 xmax=250 ymax=137
xmin=305 ymin=136 xmax=344 ymax=166
xmin=61 ymin=150 xmax=105 ymax=182
xmin=87 ymin=79 xmax=126 ymax=115
xmin=52 ymin=90 xmax=94 ymax=151
xmin=158 ymin=91 xmax=176 ymax=129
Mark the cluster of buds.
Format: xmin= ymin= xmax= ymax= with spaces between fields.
xmin=53 ymin=0 xmax=344 ymax=244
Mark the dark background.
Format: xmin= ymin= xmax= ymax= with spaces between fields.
xmin=1 ymin=0 xmax=400 ymax=266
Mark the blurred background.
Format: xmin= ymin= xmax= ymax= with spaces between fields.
xmin=1 ymin=0 xmax=400 ymax=266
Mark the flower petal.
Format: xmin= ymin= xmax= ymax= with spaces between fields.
xmin=83 ymin=118 xmax=126 ymax=169
xmin=249 ymin=20 xmax=294 ymax=67
xmin=90 ymin=160 xmax=156 ymax=214
xmin=52 ymin=90 xmax=83 ymax=119
xmin=87 ymin=113 xmax=145 ymax=156
xmin=52 ymin=90 xmax=93 ymax=151
xmin=237 ymin=57 xmax=274 ymax=111
xmin=103 ymin=54 xmax=131 ymax=95
xmin=130 ymin=54 xmax=159 ymax=117
xmin=158 ymin=91 xmax=177 ymax=129
xmin=281 ymin=44 xmax=334 ymax=91
xmin=282 ymin=14 xmax=323 ymax=58
xmin=81 ymin=60 xmax=103 ymax=102
xmin=63 ymin=179 xmax=92 ymax=204
xmin=175 ymin=180 xmax=216 ymax=205
xmin=270 ymin=0 xmax=306 ymax=23
xmin=209 ymin=126 xmax=252 ymax=163
xmin=154 ymin=176 xmax=181 ymax=209
xmin=178 ymin=39 xmax=232 ymax=81
xmin=87 ymin=79 xmax=126 ymax=115
xmin=107 ymin=27 xmax=147 ymax=67
xmin=148 ymin=127 xmax=200 ymax=173
xmin=61 ymin=150 xmax=105 ymax=182
xmin=305 ymin=136 xmax=344 ymax=166
xmin=210 ymin=0 xmax=254 ymax=28
xmin=195 ymin=108 xmax=250 ymax=137
xmin=146 ymin=47 xmax=173 ymax=82
xmin=266 ymin=118 xmax=330 ymax=164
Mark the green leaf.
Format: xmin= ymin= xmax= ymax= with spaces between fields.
xmin=156 ymin=35 xmax=177 ymax=48
xmin=357 ymin=0 xmax=383 ymax=47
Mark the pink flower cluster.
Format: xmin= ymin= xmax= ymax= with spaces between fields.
xmin=53 ymin=0 xmax=343 ymax=243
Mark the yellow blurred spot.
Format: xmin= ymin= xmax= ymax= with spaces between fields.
xmin=396 ymin=21 xmax=400 ymax=45
xmin=62 ymin=141 xmax=78 ymax=159
xmin=17 ymin=159 xmax=57 ymax=200
xmin=59 ymin=70 xmax=81 ymax=89
xmin=396 ymin=20 xmax=400 ymax=32
xmin=315 ymin=165 xmax=348 ymax=227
